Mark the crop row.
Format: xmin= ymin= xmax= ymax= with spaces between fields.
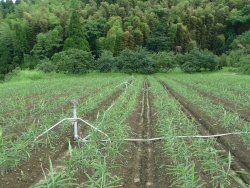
xmin=0 ymin=74 xmax=129 ymax=177
xmin=149 ymin=76 xmax=246 ymax=187
xmin=160 ymin=76 xmax=250 ymax=144
xmin=164 ymin=73 xmax=250 ymax=109
xmin=33 ymin=76 xmax=144 ymax=187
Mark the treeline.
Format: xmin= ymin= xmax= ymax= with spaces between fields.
xmin=0 ymin=0 xmax=250 ymax=78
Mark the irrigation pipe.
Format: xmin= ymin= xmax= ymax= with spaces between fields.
xmin=80 ymin=132 xmax=250 ymax=142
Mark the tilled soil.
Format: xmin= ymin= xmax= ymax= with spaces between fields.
xmin=173 ymin=79 xmax=250 ymax=121
xmin=0 ymin=86 xmax=124 ymax=188
xmin=1 ymin=78 xmax=250 ymax=188
xmin=160 ymin=80 xmax=250 ymax=185
xmin=113 ymin=81 xmax=174 ymax=187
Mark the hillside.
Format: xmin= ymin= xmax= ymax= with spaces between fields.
xmin=0 ymin=0 xmax=250 ymax=78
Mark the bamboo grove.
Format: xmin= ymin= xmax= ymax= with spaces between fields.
xmin=0 ymin=0 xmax=250 ymax=78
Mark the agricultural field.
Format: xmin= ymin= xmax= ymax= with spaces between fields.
xmin=0 ymin=72 xmax=250 ymax=188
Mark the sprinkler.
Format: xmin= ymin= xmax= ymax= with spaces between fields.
xmin=116 ymin=78 xmax=134 ymax=89
xmin=34 ymin=99 xmax=110 ymax=143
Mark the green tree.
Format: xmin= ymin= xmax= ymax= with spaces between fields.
xmin=63 ymin=9 xmax=90 ymax=51
xmin=116 ymin=46 xmax=158 ymax=74
xmin=52 ymin=49 xmax=94 ymax=74
xmin=181 ymin=48 xmax=219 ymax=73
xmin=227 ymin=4 xmax=250 ymax=34
xmin=84 ymin=17 xmax=106 ymax=56
xmin=146 ymin=23 xmax=170 ymax=52
xmin=96 ymin=16 xmax=124 ymax=56
xmin=230 ymin=30 xmax=250 ymax=54
xmin=31 ymin=28 xmax=62 ymax=60
xmin=96 ymin=50 xmax=115 ymax=72
xmin=151 ymin=51 xmax=177 ymax=72
xmin=238 ymin=55 xmax=250 ymax=75
xmin=123 ymin=30 xmax=135 ymax=50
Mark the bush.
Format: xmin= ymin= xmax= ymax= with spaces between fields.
xmin=116 ymin=46 xmax=158 ymax=74
xmin=36 ymin=58 xmax=57 ymax=73
xmin=238 ymin=55 xmax=250 ymax=75
xmin=226 ymin=50 xmax=245 ymax=67
xmin=218 ymin=53 xmax=228 ymax=67
xmin=96 ymin=50 xmax=115 ymax=72
xmin=181 ymin=48 xmax=219 ymax=73
xmin=4 ymin=67 xmax=21 ymax=82
xmin=151 ymin=51 xmax=177 ymax=72
xmin=51 ymin=49 xmax=94 ymax=74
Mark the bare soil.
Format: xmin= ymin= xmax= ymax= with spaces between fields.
xmin=0 ymin=86 xmax=123 ymax=188
xmin=174 ymin=79 xmax=250 ymax=121
xmin=160 ymin=80 xmax=250 ymax=185
xmin=111 ymin=81 xmax=174 ymax=187
xmin=1 ymin=78 xmax=250 ymax=188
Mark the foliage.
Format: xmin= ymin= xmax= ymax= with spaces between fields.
xmin=36 ymin=58 xmax=57 ymax=73
xmin=151 ymin=51 xmax=177 ymax=72
xmin=227 ymin=4 xmax=250 ymax=34
xmin=31 ymin=28 xmax=62 ymax=59
xmin=181 ymin=48 xmax=219 ymax=73
xmin=83 ymin=17 xmax=107 ymax=56
xmin=63 ymin=9 xmax=90 ymax=51
xmin=146 ymin=24 xmax=170 ymax=52
xmin=116 ymin=46 xmax=158 ymax=74
xmin=226 ymin=49 xmax=245 ymax=67
xmin=0 ymin=0 xmax=250 ymax=75
xmin=51 ymin=49 xmax=94 ymax=74
xmin=230 ymin=30 xmax=250 ymax=54
xmin=96 ymin=50 xmax=115 ymax=73
xmin=238 ymin=55 xmax=250 ymax=75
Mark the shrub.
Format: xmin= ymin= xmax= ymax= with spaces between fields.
xmin=96 ymin=50 xmax=115 ymax=72
xmin=226 ymin=50 xmax=245 ymax=67
xmin=36 ymin=58 xmax=57 ymax=73
xmin=51 ymin=49 xmax=94 ymax=74
xmin=116 ymin=46 xmax=158 ymax=74
xmin=238 ymin=55 xmax=250 ymax=75
xmin=181 ymin=48 xmax=219 ymax=73
xmin=151 ymin=51 xmax=177 ymax=72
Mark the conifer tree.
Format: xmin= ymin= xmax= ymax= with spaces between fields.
xmin=63 ymin=9 xmax=90 ymax=51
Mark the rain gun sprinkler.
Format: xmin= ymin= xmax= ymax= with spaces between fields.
xmin=34 ymin=99 xmax=110 ymax=143
xmin=116 ymin=79 xmax=134 ymax=89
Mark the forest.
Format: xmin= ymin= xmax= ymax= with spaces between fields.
xmin=0 ymin=0 xmax=250 ymax=78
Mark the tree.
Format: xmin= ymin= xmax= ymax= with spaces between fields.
xmin=116 ymin=46 xmax=158 ymax=74
xmin=31 ymin=28 xmax=62 ymax=60
xmin=151 ymin=51 xmax=177 ymax=72
xmin=227 ymin=4 xmax=250 ymax=34
xmin=0 ymin=21 xmax=15 ymax=76
xmin=181 ymin=48 xmax=219 ymax=73
xmin=96 ymin=50 xmax=115 ymax=72
xmin=63 ymin=9 xmax=90 ymax=51
xmin=84 ymin=17 xmax=106 ymax=56
xmin=52 ymin=49 xmax=94 ymax=74
xmin=96 ymin=16 xmax=124 ymax=56
xmin=238 ymin=55 xmax=250 ymax=75
xmin=230 ymin=30 xmax=250 ymax=54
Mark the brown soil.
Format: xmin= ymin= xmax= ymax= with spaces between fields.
xmin=112 ymin=80 xmax=174 ymax=187
xmin=173 ymin=79 xmax=250 ymax=121
xmin=160 ymin=80 xmax=250 ymax=185
xmin=1 ymin=78 xmax=250 ymax=188
xmin=0 ymin=86 xmax=123 ymax=188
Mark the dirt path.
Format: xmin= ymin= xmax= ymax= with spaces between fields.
xmin=117 ymin=80 xmax=173 ymax=187
xmin=130 ymin=81 xmax=154 ymax=187
xmin=160 ymin=80 xmax=250 ymax=185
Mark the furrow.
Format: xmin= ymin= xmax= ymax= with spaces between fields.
xmin=160 ymin=80 xmax=250 ymax=185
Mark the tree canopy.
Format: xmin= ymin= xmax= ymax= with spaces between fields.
xmin=0 ymin=0 xmax=250 ymax=76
